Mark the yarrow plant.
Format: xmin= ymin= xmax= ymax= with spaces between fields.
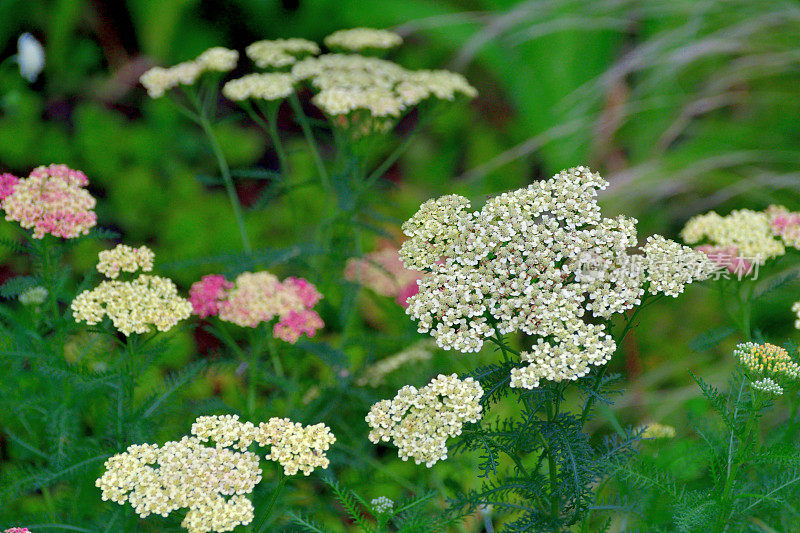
xmin=97 ymin=414 xmax=335 ymax=531
xmin=190 ymin=271 xmax=324 ymax=344
xmin=72 ymin=245 xmax=191 ymax=336
xmin=1 ymin=164 xmax=97 ymax=239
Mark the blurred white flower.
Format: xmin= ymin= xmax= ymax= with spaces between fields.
xmin=17 ymin=33 xmax=45 ymax=82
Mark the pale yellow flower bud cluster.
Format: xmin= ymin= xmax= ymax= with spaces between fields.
xmin=192 ymin=414 xmax=256 ymax=451
xmin=734 ymin=342 xmax=800 ymax=386
xmin=246 ymin=38 xmax=319 ymax=68
xmin=140 ymin=47 xmax=238 ymax=98
xmin=356 ymin=340 xmax=436 ymax=387
xmin=398 ymin=167 xmax=713 ymax=388
xmin=366 ymin=374 xmax=483 ymax=467
xmin=72 ymin=246 xmax=191 ymax=336
xmin=681 ymin=209 xmax=785 ymax=263
xmin=96 ymin=244 xmax=155 ymax=279
xmin=255 ymin=417 xmax=336 ymax=476
xmin=637 ymin=423 xmax=676 ymax=439
xmin=222 ymin=73 xmax=294 ymax=101
xmin=324 ymin=28 xmax=403 ymax=51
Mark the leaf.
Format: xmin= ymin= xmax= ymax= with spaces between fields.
xmin=689 ymin=325 xmax=736 ymax=352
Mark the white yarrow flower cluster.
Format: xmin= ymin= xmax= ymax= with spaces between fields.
xmin=96 ymin=436 xmax=261 ymax=533
xmin=324 ymin=28 xmax=403 ymax=51
xmin=19 ymin=286 xmax=48 ymax=306
xmin=792 ymin=301 xmax=800 ymax=329
xmin=255 ymin=417 xmax=336 ymax=476
xmin=246 ymin=38 xmax=320 ymax=68
xmin=140 ymin=47 xmax=238 ymax=98
xmin=751 ymin=377 xmax=784 ymax=396
xmin=681 ymin=209 xmax=785 ymax=263
xmin=96 ymin=244 xmax=155 ymax=279
xmin=366 ymin=374 xmax=483 ymax=467
xmin=370 ymin=496 xmax=394 ymax=514
xmin=222 ymin=73 xmax=295 ymax=101
xmin=399 ymin=167 xmax=714 ymax=389
xmin=356 ymin=339 xmax=436 ymax=387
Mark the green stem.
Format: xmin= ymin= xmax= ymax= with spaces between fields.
xmin=267 ymin=337 xmax=284 ymax=378
xmin=263 ymin=103 xmax=289 ymax=174
xmin=247 ymin=348 xmax=259 ymax=419
xmin=191 ymin=93 xmax=252 ymax=255
xmin=289 ymin=93 xmax=330 ymax=191
xmin=713 ymin=375 xmax=748 ymax=533
xmin=544 ymin=396 xmax=560 ymax=523
xmin=259 ymin=475 xmax=287 ymax=529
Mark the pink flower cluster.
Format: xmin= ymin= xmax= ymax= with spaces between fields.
xmin=344 ymin=245 xmax=421 ymax=308
xmin=189 ymin=271 xmax=324 ymax=343
xmin=5 ymin=528 xmax=32 ymax=533
xmin=696 ymin=245 xmax=753 ymax=276
xmin=767 ymin=205 xmax=800 ymax=249
xmin=2 ymin=164 xmax=97 ymax=239
xmin=189 ymin=274 xmax=233 ymax=318
xmin=0 ymin=173 xmax=18 ymax=200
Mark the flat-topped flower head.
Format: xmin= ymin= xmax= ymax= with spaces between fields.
xmin=246 ymin=38 xmax=320 ymax=69
xmin=734 ymin=342 xmax=800 ymax=382
xmin=3 ymin=164 xmax=96 ymax=239
xmin=291 ymin=52 xmax=475 ymax=135
xmin=366 ymin=374 xmax=483 ymax=467
xmin=96 ymin=434 xmax=261 ymax=532
xmin=191 ymin=414 xmax=256 ymax=452
xmin=398 ymin=167 xmax=712 ymax=388
xmin=72 ymin=247 xmax=191 ymax=336
xmin=96 ymin=244 xmax=155 ymax=279
xmin=255 ymin=417 xmax=336 ymax=476
xmin=0 ymin=173 xmax=18 ymax=200
xmin=193 ymin=271 xmax=324 ymax=343
xmin=682 ymin=208 xmax=785 ymax=265
xmin=766 ymin=205 xmax=800 ymax=250
xmin=4 ymin=528 xmax=32 ymax=533
xmin=324 ymin=28 xmax=403 ymax=52
xmin=793 ymin=301 xmax=800 ymax=329
xmin=140 ymin=47 xmax=238 ymax=98
xmin=222 ymin=73 xmax=294 ymax=101
xmin=190 ymin=274 xmax=233 ymax=319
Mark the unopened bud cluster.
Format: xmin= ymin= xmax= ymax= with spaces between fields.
xmin=734 ymin=342 xmax=800 ymax=396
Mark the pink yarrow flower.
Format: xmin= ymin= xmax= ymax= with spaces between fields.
xmin=344 ymin=244 xmax=422 ymax=305
xmin=189 ymin=274 xmax=233 ymax=318
xmin=273 ymin=309 xmax=324 ymax=344
xmin=696 ymin=245 xmax=753 ymax=276
xmin=395 ymin=279 xmax=420 ymax=308
xmin=2 ymin=164 xmax=97 ymax=239
xmin=191 ymin=271 xmax=324 ymax=343
xmin=5 ymin=528 xmax=32 ymax=533
xmin=0 ymin=173 xmax=18 ymax=200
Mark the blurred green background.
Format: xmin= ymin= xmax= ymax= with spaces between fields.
xmin=2 ymin=0 xmax=800 ymax=530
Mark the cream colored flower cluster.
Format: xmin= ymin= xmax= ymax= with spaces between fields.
xmin=356 ymin=339 xmax=436 ymax=387
xmin=97 ymin=414 xmax=335 ymax=531
xmin=399 ymin=167 xmax=714 ymax=388
xmin=366 ymin=374 xmax=483 ymax=467
xmin=246 ymin=38 xmax=319 ymax=68
xmin=735 ymin=342 xmax=800 ymax=384
xmin=96 ymin=244 xmax=155 ymax=279
xmin=255 ymin=417 xmax=336 ymax=476
xmin=222 ymin=73 xmax=294 ymax=101
xmin=681 ymin=208 xmax=785 ymax=266
xmin=140 ymin=47 xmax=238 ymax=98
xmin=96 ymin=437 xmax=261 ymax=532
xmin=72 ymin=247 xmax=191 ymax=336
xmin=292 ymin=53 xmax=476 ymax=121
xmin=324 ymin=28 xmax=403 ymax=51
xmin=637 ymin=423 xmax=676 ymax=439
